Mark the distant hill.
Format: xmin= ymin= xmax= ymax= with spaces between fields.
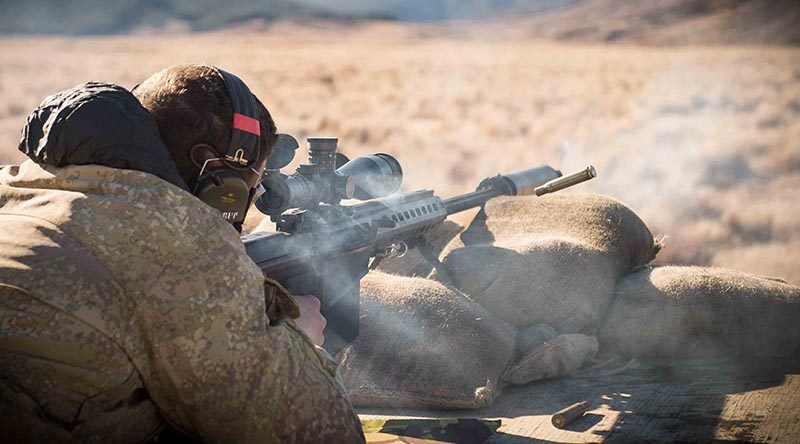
xmin=512 ymin=0 xmax=800 ymax=45
xmin=388 ymin=0 xmax=799 ymax=46
xmin=0 ymin=0 xmax=577 ymax=34
xmin=0 ymin=0 xmax=361 ymax=35
xmin=293 ymin=0 xmax=580 ymax=22
xmin=0 ymin=0 xmax=797 ymax=45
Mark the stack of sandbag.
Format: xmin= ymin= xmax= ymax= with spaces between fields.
xmin=338 ymin=272 xmax=514 ymax=409
xmin=338 ymin=272 xmax=600 ymax=409
xmin=599 ymin=266 xmax=800 ymax=358
xmin=439 ymin=194 xmax=658 ymax=333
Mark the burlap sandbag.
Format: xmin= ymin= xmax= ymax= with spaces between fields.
xmin=440 ymin=194 xmax=658 ymax=331
xmin=503 ymin=334 xmax=599 ymax=385
xmin=338 ymin=272 xmax=515 ymax=409
xmin=599 ymin=266 xmax=800 ymax=358
xmin=502 ymin=323 xmax=598 ymax=386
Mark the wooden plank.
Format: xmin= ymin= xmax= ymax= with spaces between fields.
xmin=357 ymin=357 xmax=800 ymax=443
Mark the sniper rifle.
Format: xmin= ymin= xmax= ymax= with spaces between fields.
xmin=242 ymin=135 xmax=596 ymax=354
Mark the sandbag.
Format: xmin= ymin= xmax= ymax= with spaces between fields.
xmin=598 ymin=266 xmax=800 ymax=358
xmin=503 ymin=333 xmax=599 ymax=385
xmin=338 ymin=272 xmax=515 ymax=409
xmin=444 ymin=237 xmax=617 ymax=332
xmin=512 ymin=323 xmax=559 ymax=361
xmin=440 ymin=194 xmax=657 ymax=331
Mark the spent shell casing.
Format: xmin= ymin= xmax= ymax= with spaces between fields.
xmin=551 ymin=401 xmax=590 ymax=429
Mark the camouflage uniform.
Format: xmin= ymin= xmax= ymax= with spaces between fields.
xmin=0 ymin=160 xmax=365 ymax=443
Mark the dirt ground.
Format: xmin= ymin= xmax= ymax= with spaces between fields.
xmin=359 ymin=357 xmax=800 ymax=443
xmin=1 ymin=23 xmax=798 ymax=282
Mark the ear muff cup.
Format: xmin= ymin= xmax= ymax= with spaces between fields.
xmin=194 ymin=170 xmax=251 ymax=224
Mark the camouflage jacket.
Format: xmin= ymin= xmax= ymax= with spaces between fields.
xmin=0 ymin=160 xmax=364 ymax=443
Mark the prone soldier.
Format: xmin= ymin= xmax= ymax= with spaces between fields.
xmin=0 ymin=65 xmax=365 ymax=443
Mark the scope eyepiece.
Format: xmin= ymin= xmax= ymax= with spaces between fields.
xmin=255 ymin=172 xmax=313 ymax=216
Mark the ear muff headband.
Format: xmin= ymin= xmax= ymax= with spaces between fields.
xmin=210 ymin=67 xmax=261 ymax=168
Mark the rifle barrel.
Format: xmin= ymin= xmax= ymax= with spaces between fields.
xmin=442 ymin=189 xmax=500 ymax=215
xmin=442 ymin=165 xmax=562 ymax=214
xmin=442 ymin=165 xmax=596 ymax=214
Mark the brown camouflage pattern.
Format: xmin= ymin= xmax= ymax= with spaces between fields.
xmin=0 ymin=161 xmax=364 ymax=443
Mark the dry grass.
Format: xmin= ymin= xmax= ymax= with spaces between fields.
xmin=1 ymin=23 xmax=798 ymax=282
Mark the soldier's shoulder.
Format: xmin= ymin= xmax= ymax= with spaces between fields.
xmin=72 ymin=165 xmax=230 ymax=247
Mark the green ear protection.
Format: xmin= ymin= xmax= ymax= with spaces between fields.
xmin=191 ymin=67 xmax=261 ymax=231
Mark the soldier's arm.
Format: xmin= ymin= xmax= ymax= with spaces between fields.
xmin=128 ymin=222 xmax=364 ymax=443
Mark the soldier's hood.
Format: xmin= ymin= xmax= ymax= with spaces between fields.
xmin=17 ymin=81 xmax=189 ymax=192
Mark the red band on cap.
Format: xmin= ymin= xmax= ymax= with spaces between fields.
xmin=233 ymin=113 xmax=261 ymax=136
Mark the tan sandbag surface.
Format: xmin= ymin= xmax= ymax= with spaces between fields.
xmin=338 ymin=272 xmax=515 ymax=409
xmin=503 ymin=333 xmax=599 ymax=385
xmin=444 ymin=237 xmax=617 ymax=331
xmin=474 ymin=194 xmax=657 ymax=270
xmin=440 ymin=194 xmax=657 ymax=331
xmin=599 ymin=266 xmax=800 ymax=358
xmin=512 ymin=323 xmax=558 ymax=361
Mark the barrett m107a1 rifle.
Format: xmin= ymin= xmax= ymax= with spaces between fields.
xmin=242 ymin=134 xmax=596 ymax=354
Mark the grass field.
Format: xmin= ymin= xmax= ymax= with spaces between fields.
xmin=1 ymin=22 xmax=798 ymax=282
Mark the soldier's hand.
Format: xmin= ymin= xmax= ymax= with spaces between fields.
xmin=292 ymin=295 xmax=326 ymax=346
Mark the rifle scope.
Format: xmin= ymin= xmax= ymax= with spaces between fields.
xmin=255 ymin=137 xmax=403 ymax=216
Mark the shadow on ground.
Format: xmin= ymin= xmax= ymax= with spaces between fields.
xmin=358 ymin=356 xmax=800 ymax=443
